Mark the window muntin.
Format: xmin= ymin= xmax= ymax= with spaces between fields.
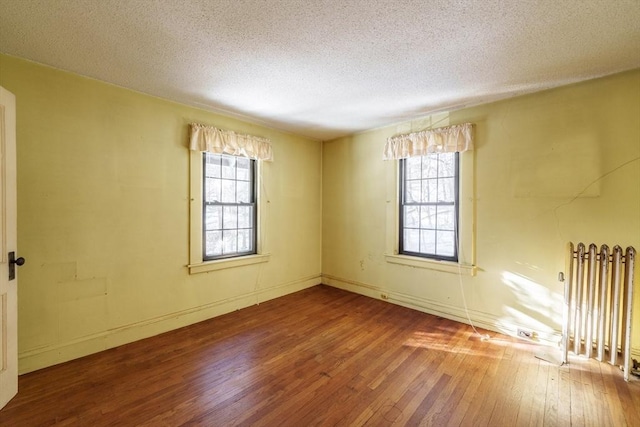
xmin=399 ymin=152 xmax=459 ymax=261
xmin=203 ymin=153 xmax=256 ymax=260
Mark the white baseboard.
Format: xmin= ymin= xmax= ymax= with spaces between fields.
xmin=322 ymin=273 xmax=564 ymax=347
xmin=19 ymin=274 xmax=321 ymax=374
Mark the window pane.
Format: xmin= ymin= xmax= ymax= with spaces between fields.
xmin=406 ymin=157 xmax=422 ymax=180
xmin=222 ymin=156 xmax=236 ymax=179
xmin=211 ymin=160 xmax=221 ymax=178
xmin=238 ymin=206 xmax=252 ymax=228
xmin=423 ymin=155 xmax=439 ymax=178
xmin=221 ymin=180 xmax=236 ymax=203
xmin=437 ymin=206 xmax=455 ymax=231
xmin=436 ymin=231 xmax=455 ymax=257
xmin=237 ymin=181 xmax=250 ymax=203
xmin=438 ymin=178 xmax=455 ymax=202
xmin=206 ymin=177 xmax=222 ymax=202
xmin=205 ymin=154 xmax=222 ymax=178
xmin=237 ymin=157 xmax=250 ymax=181
xmin=406 ymin=180 xmax=421 ymax=203
xmin=404 ymin=206 xmax=419 ymax=228
xmin=404 ymin=229 xmax=419 ymax=252
xmin=205 ymin=230 xmax=223 ymax=256
xmin=439 ymin=153 xmax=455 ymax=177
xmin=420 ymin=229 xmax=436 ymax=254
xmin=223 ymin=230 xmax=238 ymax=254
xmin=223 ymin=206 xmax=238 ymax=229
xmin=205 ymin=205 xmax=222 ymax=230
xmin=422 ymin=179 xmax=438 ymax=203
xmin=420 ymin=205 xmax=436 ymax=229
xmin=238 ymin=229 xmax=252 ymax=252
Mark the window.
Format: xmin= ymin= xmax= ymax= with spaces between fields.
xmin=203 ymin=153 xmax=256 ymax=260
xmin=399 ymin=152 xmax=459 ymax=261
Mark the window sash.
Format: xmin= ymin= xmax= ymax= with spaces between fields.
xmin=202 ymin=153 xmax=257 ymax=260
xmin=399 ymin=153 xmax=459 ymax=262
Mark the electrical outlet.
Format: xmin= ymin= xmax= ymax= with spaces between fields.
xmin=380 ymin=293 xmax=389 ymax=300
xmin=517 ymin=328 xmax=533 ymax=339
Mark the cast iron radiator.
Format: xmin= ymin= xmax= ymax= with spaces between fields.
xmin=562 ymin=243 xmax=636 ymax=381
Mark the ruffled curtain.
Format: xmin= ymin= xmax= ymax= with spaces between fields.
xmin=383 ymin=123 xmax=473 ymax=160
xmin=189 ymin=123 xmax=273 ymax=161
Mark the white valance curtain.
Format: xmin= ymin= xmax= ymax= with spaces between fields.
xmin=189 ymin=123 xmax=273 ymax=161
xmin=383 ymin=123 xmax=473 ymax=160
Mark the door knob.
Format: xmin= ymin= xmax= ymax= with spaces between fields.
xmin=8 ymin=251 xmax=25 ymax=281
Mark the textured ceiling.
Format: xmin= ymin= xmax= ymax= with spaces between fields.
xmin=0 ymin=0 xmax=639 ymax=140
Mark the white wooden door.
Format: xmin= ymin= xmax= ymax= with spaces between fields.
xmin=0 ymin=86 xmax=18 ymax=410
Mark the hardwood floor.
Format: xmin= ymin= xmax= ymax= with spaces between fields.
xmin=1 ymin=285 xmax=639 ymax=426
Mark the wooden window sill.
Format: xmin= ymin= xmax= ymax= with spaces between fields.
xmin=385 ymin=254 xmax=476 ymax=276
xmin=188 ymin=253 xmax=270 ymax=274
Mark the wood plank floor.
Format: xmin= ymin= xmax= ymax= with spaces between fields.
xmin=1 ymin=285 xmax=639 ymax=426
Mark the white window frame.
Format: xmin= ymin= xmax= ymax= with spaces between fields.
xmin=188 ymin=151 xmax=269 ymax=274
xmin=385 ymin=150 xmax=476 ymax=276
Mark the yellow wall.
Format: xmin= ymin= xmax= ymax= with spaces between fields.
xmin=322 ymin=70 xmax=640 ymax=354
xmin=1 ymin=52 xmax=639 ymax=373
xmin=0 ymin=54 xmax=322 ymax=373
